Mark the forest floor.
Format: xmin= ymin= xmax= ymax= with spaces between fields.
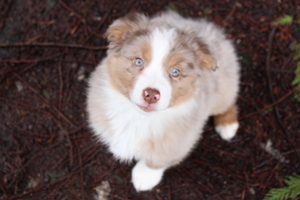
xmin=0 ymin=0 xmax=300 ymax=199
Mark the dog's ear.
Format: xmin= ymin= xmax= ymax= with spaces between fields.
xmin=195 ymin=38 xmax=217 ymax=71
xmin=198 ymin=49 xmax=217 ymax=71
xmin=105 ymin=13 xmax=148 ymax=45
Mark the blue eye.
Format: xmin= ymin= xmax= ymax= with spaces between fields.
xmin=170 ymin=69 xmax=180 ymax=77
xmin=134 ymin=58 xmax=144 ymax=67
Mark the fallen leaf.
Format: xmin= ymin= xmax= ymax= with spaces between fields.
xmin=94 ymin=180 xmax=111 ymax=200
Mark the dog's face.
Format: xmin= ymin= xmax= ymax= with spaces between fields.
xmin=105 ymin=13 xmax=216 ymax=113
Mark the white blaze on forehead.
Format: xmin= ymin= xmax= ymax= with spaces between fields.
xmin=150 ymin=28 xmax=174 ymax=69
xmin=130 ymin=28 xmax=174 ymax=111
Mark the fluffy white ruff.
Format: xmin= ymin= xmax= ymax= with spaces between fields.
xmin=215 ymin=122 xmax=239 ymax=141
xmin=99 ymin=78 xmax=198 ymax=162
xmin=132 ymin=160 xmax=166 ymax=191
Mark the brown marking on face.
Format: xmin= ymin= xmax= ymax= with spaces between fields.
xmin=107 ymin=56 xmax=136 ymax=98
xmin=166 ymin=52 xmax=185 ymax=68
xmin=164 ymin=44 xmax=198 ymax=108
xmin=106 ymin=35 xmax=152 ymax=98
xmin=117 ymin=30 xmax=151 ymax=63
xmin=176 ymin=30 xmax=216 ymax=70
xmin=162 ymin=31 xmax=218 ymax=108
xmin=140 ymin=40 xmax=151 ymax=64
xmin=168 ymin=75 xmax=197 ymax=107
xmin=214 ymin=105 xmax=238 ymax=126
xmin=187 ymin=62 xmax=195 ymax=69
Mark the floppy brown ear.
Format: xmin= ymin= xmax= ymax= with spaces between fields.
xmin=198 ymin=50 xmax=217 ymax=71
xmin=105 ymin=12 xmax=148 ymax=45
xmin=195 ymin=38 xmax=217 ymax=71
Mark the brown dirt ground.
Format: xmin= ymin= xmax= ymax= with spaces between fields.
xmin=1 ymin=0 xmax=300 ymax=200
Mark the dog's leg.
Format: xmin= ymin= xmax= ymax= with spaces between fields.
xmin=131 ymin=160 xmax=166 ymax=191
xmin=214 ymin=105 xmax=239 ymax=141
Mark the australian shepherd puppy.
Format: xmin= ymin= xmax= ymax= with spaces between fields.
xmin=87 ymin=10 xmax=240 ymax=191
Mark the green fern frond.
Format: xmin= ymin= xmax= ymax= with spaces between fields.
xmin=263 ymin=175 xmax=300 ymax=200
xmin=284 ymin=175 xmax=300 ymax=187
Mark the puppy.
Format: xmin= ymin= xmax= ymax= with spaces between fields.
xmin=87 ymin=10 xmax=240 ymax=191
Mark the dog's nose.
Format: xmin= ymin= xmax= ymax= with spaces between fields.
xmin=143 ymin=88 xmax=160 ymax=104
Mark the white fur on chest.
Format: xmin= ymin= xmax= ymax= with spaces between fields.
xmin=98 ymin=81 xmax=198 ymax=162
xmin=101 ymin=84 xmax=166 ymax=161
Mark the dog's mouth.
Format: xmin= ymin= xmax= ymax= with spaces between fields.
xmin=137 ymin=105 xmax=157 ymax=112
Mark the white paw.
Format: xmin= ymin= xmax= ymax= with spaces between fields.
xmin=215 ymin=122 xmax=239 ymax=141
xmin=131 ymin=160 xmax=165 ymax=192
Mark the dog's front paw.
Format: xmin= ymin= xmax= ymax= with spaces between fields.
xmin=131 ymin=160 xmax=165 ymax=192
xmin=215 ymin=122 xmax=239 ymax=141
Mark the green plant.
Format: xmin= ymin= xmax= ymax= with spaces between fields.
xmin=271 ymin=15 xmax=300 ymax=102
xmin=271 ymin=15 xmax=293 ymax=26
xmin=263 ymin=175 xmax=300 ymax=200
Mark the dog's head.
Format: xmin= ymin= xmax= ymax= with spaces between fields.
xmin=105 ymin=13 xmax=216 ymax=113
